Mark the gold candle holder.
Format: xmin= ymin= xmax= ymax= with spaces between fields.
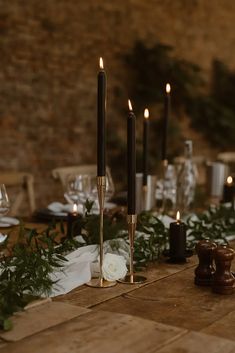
xmin=162 ymin=159 xmax=168 ymax=214
xmin=86 ymin=176 xmax=117 ymax=288
xmin=142 ymin=184 xmax=148 ymax=211
xmin=119 ymin=214 xmax=147 ymax=284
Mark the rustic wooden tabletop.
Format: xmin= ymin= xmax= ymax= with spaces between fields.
xmin=0 ymin=223 xmax=235 ymax=353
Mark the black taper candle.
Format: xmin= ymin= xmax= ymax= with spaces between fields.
xmin=169 ymin=211 xmax=187 ymax=263
xmin=223 ymin=176 xmax=235 ymax=203
xmin=161 ymin=83 xmax=171 ymax=162
xmin=67 ymin=204 xmax=82 ymax=238
xmin=127 ymin=100 xmax=136 ymax=214
xmin=143 ymin=108 xmax=149 ymax=186
xmin=97 ymin=57 xmax=106 ymax=176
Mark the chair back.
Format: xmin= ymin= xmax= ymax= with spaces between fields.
xmin=0 ymin=172 xmax=36 ymax=216
xmin=52 ymin=165 xmax=111 ymax=187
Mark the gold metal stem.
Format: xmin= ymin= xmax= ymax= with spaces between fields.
xmin=127 ymin=214 xmax=137 ymax=282
xmin=86 ymin=176 xmax=117 ymax=288
xmin=118 ymin=214 xmax=147 ymax=284
xmin=97 ymin=176 xmax=106 ymax=281
xmin=142 ymin=185 xmax=148 ymax=211
xmin=162 ymin=159 xmax=168 ymax=169
xmin=162 ymin=159 xmax=168 ymax=214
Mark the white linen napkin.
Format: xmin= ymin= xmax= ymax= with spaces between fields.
xmin=47 ymin=202 xmax=83 ymax=214
xmin=50 ymin=245 xmax=98 ymax=297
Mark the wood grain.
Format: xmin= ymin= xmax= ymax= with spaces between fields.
xmin=156 ymin=331 xmax=235 ymax=353
xmin=55 ymin=258 xmax=197 ymax=308
xmin=0 ymin=302 xmax=90 ymax=342
xmin=202 ymin=309 xmax=235 ymax=342
xmin=93 ymin=264 xmax=235 ymax=336
xmin=0 ymin=310 xmax=187 ymax=353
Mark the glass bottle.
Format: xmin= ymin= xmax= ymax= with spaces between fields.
xmin=176 ymin=140 xmax=197 ymax=214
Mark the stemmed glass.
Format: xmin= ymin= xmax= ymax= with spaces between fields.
xmin=90 ymin=172 xmax=115 ymax=210
xmin=64 ymin=174 xmax=91 ymax=214
xmin=0 ymin=184 xmax=10 ymax=221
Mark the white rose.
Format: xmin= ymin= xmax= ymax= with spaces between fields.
xmin=102 ymin=253 xmax=127 ymax=281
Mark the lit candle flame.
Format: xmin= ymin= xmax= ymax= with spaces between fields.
xmin=166 ymin=83 xmax=171 ymax=94
xmin=99 ymin=57 xmax=104 ymax=69
xmin=144 ymin=108 xmax=149 ymax=119
xmin=73 ymin=203 xmax=78 ymax=213
xmin=128 ymin=99 xmax=133 ymax=111
xmin=227 ymin=176 xmax=233 ymax=184
xmin=176 ymin=211 xmax=180 ymax=222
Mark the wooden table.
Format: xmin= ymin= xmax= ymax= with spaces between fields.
xmin=0 ymin=223 xmax=235 ymax=353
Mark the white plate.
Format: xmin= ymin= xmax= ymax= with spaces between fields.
xmin=0 ymin=217 xmax=20 ymax=228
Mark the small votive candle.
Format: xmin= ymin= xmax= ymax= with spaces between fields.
xmin=67 ymin=204 xmax=81 ymax=238
xmin=169 ymin=211 xmax=187 ymax=263
xmin=223 ymin=176 xmax=235 ymax=203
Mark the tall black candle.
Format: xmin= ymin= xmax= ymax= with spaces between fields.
xmin=97 ymin=57 xmax=106 ymax=176
xmin=161 ymin=83 xmax=171 ymax=162
xmin=223 ymin=176 xmax=235 ymax=203
xmin=143 ymin=108 xmax=149 ymax=186
xmin=127 ymin=100 xmax=136 ymax=215
xmin=169 ymin=211 xmax=186 ymax=263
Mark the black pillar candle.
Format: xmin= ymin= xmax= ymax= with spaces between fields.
xmin=161 ymin=83 xmax=171 ymax=162
xmin=223 ymin=176 xmax=235 ymax=203
xmin=67 ymin=204 xmax=82 ymax=238
xmin=127 ymin=100 xmax=136 ymax=215
xmin=97 ymin=57 xmax=106 ymax=176
xmin=142 ymin=108 xmax=149 ymax=186
xmin=169 ymin=211 xmax=187 ymax=263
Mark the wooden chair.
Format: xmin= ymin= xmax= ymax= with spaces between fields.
xmin=52 ymin=165 xmax=111 ymax=187
xmin=0 ymin=172 xmax=36 ymax=216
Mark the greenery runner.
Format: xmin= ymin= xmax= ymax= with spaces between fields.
xmin=0 ymin=203 xmax=234 ymax=330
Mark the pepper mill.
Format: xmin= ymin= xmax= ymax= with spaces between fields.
xmin=212 ymin=245 xmax=235 ymax=295
xmin=195 ymin=240 xmax=217 ymax=286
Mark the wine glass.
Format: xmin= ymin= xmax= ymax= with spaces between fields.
xmin=64 ymin=174 xmax=91 ymax=213
xmin=105 ymin=172 xmax=115 ymax=202
xmin=90 ymin=172 xmax=115 ymax=206
xmin=0 ymin=184 xmax=10 ymax=220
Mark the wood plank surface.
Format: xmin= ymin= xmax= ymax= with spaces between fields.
xmin=0 ymin=340 xmax=7 ymax=350
xmin=55 ymin=257 xmax=197 ymax=308
xmin=93 ymin=263 xmax=235 ymax=337
xmin=202 ymin=309 xmax=235 ymax=342
xmin=156 ymin=331 xmax=235 ymax=353
xmin=0 ymin=302 xmax=90 ymax=342
xmin=0 ymin=310 xmax=187 ymax=353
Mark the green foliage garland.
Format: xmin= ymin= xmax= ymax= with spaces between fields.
xmin=0 ymin=203 xmax=234 ymax=331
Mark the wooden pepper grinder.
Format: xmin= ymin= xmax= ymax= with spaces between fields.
xmin=212 ymin=245 xmax=235 ymax=295
xmin=195 ymin=240 xmax=217 ymax=286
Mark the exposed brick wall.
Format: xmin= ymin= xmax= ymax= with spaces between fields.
xmin=0 ymin=0 xmax=235 ymax=213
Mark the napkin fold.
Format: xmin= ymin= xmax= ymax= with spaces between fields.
xmin=47 ymin=202 xmax=83 ymax=214
xmin=50 ymin=245 xmax=98 ymax=297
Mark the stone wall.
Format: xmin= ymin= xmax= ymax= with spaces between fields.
xmin=0 ymin=0 xmax=235 ymax=213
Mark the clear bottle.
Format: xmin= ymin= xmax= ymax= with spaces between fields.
xmin=176 ymin=140 xmax=197 ymax=214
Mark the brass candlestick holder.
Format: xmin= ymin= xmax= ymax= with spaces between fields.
xmin=119 ymin=214 xmax=147 ymax=284
xmin=142 ymin=184 xmax=148 ymax=211
xmin=162 ymin=159 xmax=168 ymax=213
xmin=86 ymin=176 xmax=117 ymax=288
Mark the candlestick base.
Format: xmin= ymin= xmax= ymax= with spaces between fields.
xmin=118 ymin=274 xmax=147 ymax=284
xmin=86 ymin=278 xmax=117 ymax=288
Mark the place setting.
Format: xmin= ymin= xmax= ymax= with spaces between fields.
xmin=0 ymin=184 xmax=19 ymax=235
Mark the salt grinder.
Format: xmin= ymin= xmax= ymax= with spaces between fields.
xmin=212 ymin=245 xmax=235 ymax=295
xmin=195 ymin=240 xmax=217 ymax=286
